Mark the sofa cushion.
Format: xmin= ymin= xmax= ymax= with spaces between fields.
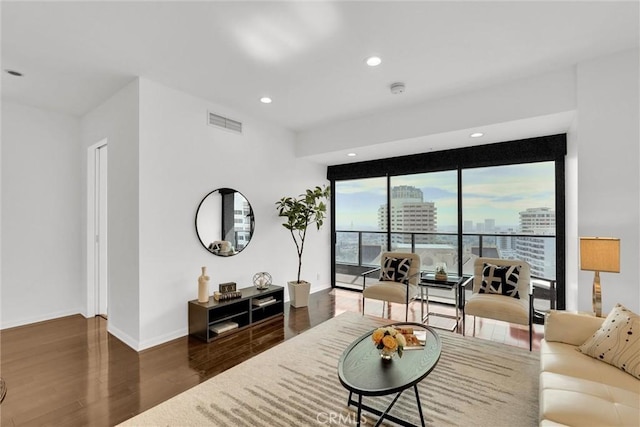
xmin=540 ymin=308 xmax=640 ymax=427
xmin=541 ymin=340 xmax=640 ymax=394
xmin=540 ymin=371 xmax=640 ymax=427
xmin=578 ymin=303 xmax=640 ymax=380
xmin=544 ymin=310 xmax=604 ymax=346
xmin=479 ymin=263 xmax=520 ymax=298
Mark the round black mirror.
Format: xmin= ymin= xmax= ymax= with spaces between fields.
xmin=195 ymin=188 xmax=254 ymax=256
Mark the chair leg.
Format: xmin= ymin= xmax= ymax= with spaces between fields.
xmin=405 ymin=303 xmax=408 ymax=322
xmin=362 ymin=297 xmax=365 ymax=316
xmin=529 ymin=293 xmax=534 ymax=351
xmin=381 ymin=302 xmax=385 ymax=318
xmin=462 ymin=308 xmax=466 ymax=336
xmin=472 ymin=316 xmax=476 ymax=337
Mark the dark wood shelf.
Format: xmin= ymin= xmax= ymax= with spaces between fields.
xmin=188 ymin=285 xmax=284 ymax=343
xmin=210 ymin=310 xmax=250 ymax=326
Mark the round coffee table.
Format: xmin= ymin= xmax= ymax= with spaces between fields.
xmin=338 ymin=322 xmax=441 ymax=427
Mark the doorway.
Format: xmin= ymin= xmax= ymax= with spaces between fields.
xmin=87 ymin=140 xmax=108 ymax=319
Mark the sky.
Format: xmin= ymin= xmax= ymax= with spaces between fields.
xmin=335 ymin=162 xmax=555 ymax=231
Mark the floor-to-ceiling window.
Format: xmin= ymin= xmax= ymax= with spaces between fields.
xmin=328 ymin=135 xmax=566 ymax=309
xmin=335 ymin=177 xmax=388 ymax=289
xmin=389 ymin=171 xmax=458 ymax=272
xmin=461 ymin=162 xmax=556 ymax=276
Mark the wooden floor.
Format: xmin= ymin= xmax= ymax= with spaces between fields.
xmin=0 ymin=288 xmax=543 ymax=426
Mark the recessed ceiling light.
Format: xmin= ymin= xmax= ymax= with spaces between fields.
xmin=365 ymin=56 xmax=381 ymax=67
xmin=470 ymin=132 xmax=484 ymax=138
xmin=4 ymin=69 xmax=23 ymax=77
xmin=347 ymin=153 xmax=357 ymax=157
xmin=260 ymin=97 xmax=272 ymax=104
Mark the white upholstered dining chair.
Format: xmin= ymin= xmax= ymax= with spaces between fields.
xmin=463 ymin=257 xmax=534 ymax=350
xmin=362 ymin=252 xmax=421 ymax=322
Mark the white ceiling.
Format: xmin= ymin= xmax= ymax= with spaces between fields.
xmin=2 ymin=1 xmax=638 ymax=159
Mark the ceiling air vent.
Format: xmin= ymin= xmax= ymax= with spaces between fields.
xmin=208 ymin=111 xmax=243 ymax=134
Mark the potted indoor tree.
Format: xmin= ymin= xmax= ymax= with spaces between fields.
xmin=276 ymin=185 xmax=330 ymax=308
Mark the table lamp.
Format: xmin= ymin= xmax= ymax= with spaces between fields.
xmin=579 ymin=237 xmax=620 ymax=317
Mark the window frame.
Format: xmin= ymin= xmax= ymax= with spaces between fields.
xmin=327 ymin=134 xmax=567 ymax=309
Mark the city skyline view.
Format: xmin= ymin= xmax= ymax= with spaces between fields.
xmin=335 ymin=162 xmax=555 ymax=232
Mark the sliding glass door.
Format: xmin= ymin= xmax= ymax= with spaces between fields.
xmin=329 ymin=135 xmax=566 ymax=309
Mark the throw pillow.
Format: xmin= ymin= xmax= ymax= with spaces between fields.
xmin=380 ymin=257 xmax=412 ymax=283
xmin=578 ymin=303 xmax=640 ymax=380
xmin=479 ymin=263 xmax=521 ymax=299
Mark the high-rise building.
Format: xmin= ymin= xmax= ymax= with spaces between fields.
xmin=497 ymin=230 xmax=517 ymax=249
xmin=463 ymin=220 xmax=473 ymax=232
xmin=517 ymin=207 xmax=556 ymax=278
xmin=234 ymin=198 xmax=253 ymax=250
xmin=378 ymin=185 xmax=437 ymax=243
xmin=496 ymin=230 xmax=518 ymax=259
xmin=484 ymin=218 xmax=495 ymax=232
xmin=519 ymin=207 xmax=555 ymax=232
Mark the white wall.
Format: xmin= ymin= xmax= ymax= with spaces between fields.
xmin=575 ymin=48 xmax=640 ymax=314
xmin=1 ymin=102 xmax=82 ymax=328
xmin=564 ymin=115 xmax=580 ymax=311
xmin=135 ymin=79 xmax=329 ymax=350
xmin=80 ymin=79 xmax=141 ymax=347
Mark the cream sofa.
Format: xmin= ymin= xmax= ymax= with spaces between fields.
xmin=539 ymin=311 xmax=640 ymax=426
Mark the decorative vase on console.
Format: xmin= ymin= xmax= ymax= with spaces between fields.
xmin=198 ymin=266 xmax=210 ymax=303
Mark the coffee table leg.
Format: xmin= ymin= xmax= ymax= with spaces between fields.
xmin=414 ymin=384 xmax=425 ymax=427
xmin=357 ymin=393 xmax=363 ymax=427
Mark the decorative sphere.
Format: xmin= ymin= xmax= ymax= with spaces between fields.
xmin=253 ymin=272 xmax=272 ymax=290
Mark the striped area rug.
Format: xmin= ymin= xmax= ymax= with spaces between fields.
xmin=120 ymin=311 xmax=539 ymax=426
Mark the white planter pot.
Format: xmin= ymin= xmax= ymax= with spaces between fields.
xmin=288 ymin=280 xmax=311 ymax=308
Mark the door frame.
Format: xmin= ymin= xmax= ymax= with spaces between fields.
xmin=86 ymin=139 xmax=108 ymax=318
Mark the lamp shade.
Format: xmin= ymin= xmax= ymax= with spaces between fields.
xmin=580 ymin=237 xmax=620 ymax=273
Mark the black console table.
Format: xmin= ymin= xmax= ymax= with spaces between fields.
xmin=188 ymin=285 xmax=284 ymax=342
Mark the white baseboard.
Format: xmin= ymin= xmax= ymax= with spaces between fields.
xmin=0 ymin=308 xmax=82 ymax=330
xmin=107 ymin=323 xmax=141 ymax=351
xmin=108 ymin=324 xmax=188 ymax=352
xmin=138 ymin=328 xmax=188 ymax=352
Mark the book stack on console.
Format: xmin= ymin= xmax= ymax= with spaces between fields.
xmin=252 ymin=296 xmax=276 ymax=307
xmin=213 ymin=291 xmax=242 ymax=301
xmin=213 ymin=282 xmax=242 ymax=301
xmin=209 ymin=321 xmax=238 ymax=335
